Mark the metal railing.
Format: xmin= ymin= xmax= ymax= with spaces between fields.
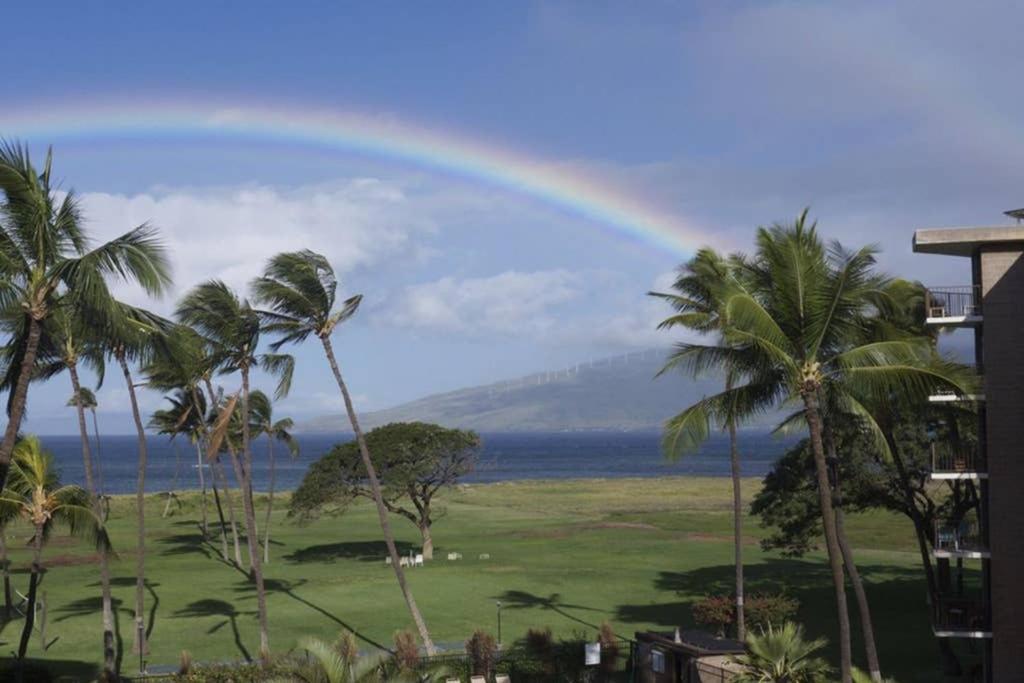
xmin=933 ymin=596 xmax=989 ymax=633
xmin=935 ymin=519 xmax=986 ymax=554
xmin=925 ymin=286 xmax=982 ymax=318
xmin=931 ymin=443 xmax=986 ymax=475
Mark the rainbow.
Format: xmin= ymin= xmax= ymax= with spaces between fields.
xmin=0 ymin=98 xmax=712 ymax=256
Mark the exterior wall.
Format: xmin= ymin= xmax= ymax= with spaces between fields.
xmin=979 ymin=247 xmax=1024 ymax=674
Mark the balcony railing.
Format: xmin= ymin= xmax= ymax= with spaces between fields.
xmin=934 ymin=519 xmax=987 ymax=557
xmin=925 ymin=286 xmax=982 ymax=320
xmin=933 ymin=596 xmax=990 ymax=636
xmin=931 ymin=443 xmax=986 ymax=478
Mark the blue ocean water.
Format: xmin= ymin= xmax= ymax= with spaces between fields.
xmin=40 ymin=430 xmax=797 ymax=495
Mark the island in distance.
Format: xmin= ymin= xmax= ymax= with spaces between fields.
xmin=299 ymin=350 xmax=779 ymax=433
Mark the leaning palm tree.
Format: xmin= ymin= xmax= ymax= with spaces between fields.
xmin=251 ymin=249 xmax=437 ymax=654
xmin=732 ymin=622 xmax=832 ymax=683
xmin=0 ymin=142 xmax=171 ymax=492
xmin=651 ymin=248 xmax=753 ymax=639
xmin=666 ymin=212 xmax=967 ymax=682
xmin=150 ymin=387 xmax=211 ymax=535
xmin=0 ymin=436 xmax=108 ymax=660
xmin=248 ymin=391 xmax=298 ymax=564
xmin=176 ymin=280 xmax=294 ymax=660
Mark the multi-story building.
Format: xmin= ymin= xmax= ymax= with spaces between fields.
xmin=913 ymin=218 xmax=1024 ymax=681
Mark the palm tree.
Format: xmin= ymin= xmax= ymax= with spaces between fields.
xmin=248 ymin=391 xmax=298 ymax=564
xmin=251 ymin=249 xmax=437 ymax=654
xmin=150 ymin=387 xmax=211 ymax=535
xmin=732 ymin=622 xmax=831 ymax=683
xmin=0 ymin=142 xmax=171 ymax=492
xmin=0 ymin=436 xmax=108 ymax=660
xmin=666 ymin=212 xmax=966 ymax=682
xmin=102 ymin=303 xmax=172 ymax=659
xmin=176 ymin=280 xmax=294 ymax=660
xmin=651 ymin=248 xmax=752 ymax=639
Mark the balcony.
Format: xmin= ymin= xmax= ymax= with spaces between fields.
xmin=924 ymin=286 xmax=982 ymax=327
xmin=934 ymin=520 xmax=988 ymax=559
xmin=927 ymin=373 xmax=984 ymax=403
xmin=932 ymin=596 xmax=991 ymax=638
xmin=930 ymin=443 xmax=986 ymax=480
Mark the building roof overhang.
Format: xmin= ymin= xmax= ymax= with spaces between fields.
xmin=913 ymin=226 xmax=1024 ymax=257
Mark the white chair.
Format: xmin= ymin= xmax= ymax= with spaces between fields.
xmin=385 ymin=556 xmax=392 ymax=565
xmin=399 ymin=556 xmax=411 ymax=568
xmin=470 ymin=676 xmax=486 ymax=683
xmin=495 ymin=675 xmax=511 ymax=683
xmin=444 ymin=678 xmax=460 ymax=683
xmin=478 ymin=553 xmax=490 ymax=560
xmin=414 ymin=553 xmax=424 ymax=567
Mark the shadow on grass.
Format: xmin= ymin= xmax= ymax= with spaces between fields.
xmin=493 ymin=590 xmax=604 ymax=631
xmin=53 ymin=595 xmax=126 ymax=674
xmin=614 ymin=558 xmax=939 ymax=681
xmin=174 ymin=599 xmax=253 ymax=662
xmin=156 ymin=532 xmax=215 ymax=560
xmin=0 ymin=658 xmax=99 ymax=681
xmin=284 ymin=540 xmax=417 ymax=564
xmin=235 ymin=577 xmax=389 ymax=651
xmin=107 ymin=577 xmax=161 ymax=643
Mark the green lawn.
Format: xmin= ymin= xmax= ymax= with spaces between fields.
xmin=0 ymin=477 xmax=977 ymax=681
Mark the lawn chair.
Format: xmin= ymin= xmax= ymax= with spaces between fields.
xmin=444 ymin=678 xmax=460 ymax=683
xmin=470 ymin=676 xmax=486 ymax=683
xmin=415 ymin=553 xmax=424 ymax=567
xmin=478 ymin=553 xmax=490 ymax=560
xmin=495 ymin=675 xmax=511 ymax=683
xmin=399 ymin=556 xmax=411 ymax=568
xmin=386 ymin=556 xmax=393 ymax=565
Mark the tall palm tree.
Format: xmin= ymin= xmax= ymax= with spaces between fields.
xmin=651 ymin=248 xmax=752 ymax=639
xmin=251 ymin=249 xmax=437 ymax=654
xmin=150 ymin=387 xmax=211 ymax=536
xmin=176 ymin=280 xmax=294 ymax=660
xmin=102 ymin=303 xmax=172 ymax=659
xmin=0 ymin=436 xmax=108 ymax=660
xmin=248 ymin=391 xmax=298 ymax=564
xmin=52 ymin=314 xmax=119 ymax=678
xmin=0 ymin=142 xmax=171 ymax=492
xmin=666 ymin=212 xmax=966 ymax=682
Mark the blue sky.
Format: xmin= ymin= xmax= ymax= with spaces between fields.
xmin=3 ymin=1 xmax=1019 ymax=433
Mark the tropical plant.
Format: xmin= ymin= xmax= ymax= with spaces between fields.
xmin=176 ymin=280 xmax=294 ymax=659
xmin=664 ymin=211 xmax=968 ymax=682
xmin=0 ymin=142 xmax=170 ymax=494
xmin=248 ymin=390 xmax=298 ymax=564
xmin=251 ymin=249 xmax=436 ymax=653
xmin=290 ymin=422 xmax=479 ymax=560
xmin=0 ymin=436 xmax=108 ymax=660
xmin=651 ymin=247 xmax=752 ymax=639
xmin=732 ymin=622 xmax=831 ymax=683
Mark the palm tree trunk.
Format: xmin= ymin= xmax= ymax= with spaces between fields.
xmin=194 ymin=442 xmax=208 ymax=538
xmin=321 ymin=336 xmax=436 ymax=655
xmin=17 ymin=525 xmax=43 ymax=660
xmin=0 ymin=534 xmax=11 ymax=621
xmin=801 ymin=390 xmax=852 ymax=683
xmin=203 ymin=380 xmax=243 ymax=566
xmin=726 ymin=376 xmax=744 ymax=641
xmin=263 ymin=437 xmax=275 ymax=565
xmin=825 ymin=435 xmax=881 ymax=682
xmin=119 ymin=352 xmax=149 ymax=658
xmin=239 ymin=367 xmax=271 ymax=660
xmin=90 ymin=408 xmax=109 ymax=520
xmin=207 ymin=454 xmax=231 ymax=562
xmin=69 ymin=363 xmax=117 ymax=678
xmin=0 ymin=317 xmax=43 ymax=492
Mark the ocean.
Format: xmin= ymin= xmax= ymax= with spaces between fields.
xmin=39 ymin=430 xmax=798 ymax=495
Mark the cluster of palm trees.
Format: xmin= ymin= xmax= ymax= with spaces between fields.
xmin=652 ymin=211 xmax=968 ymax=683
xmin=0 ymin=143 xmax=438 ymax=677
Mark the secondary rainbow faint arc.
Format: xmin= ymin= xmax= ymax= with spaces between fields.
xmin=0 ymin=101 xmax=707 ymax=256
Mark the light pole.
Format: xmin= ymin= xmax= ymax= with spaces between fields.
xmin=496 ymin=601 xmax=503 ymax=646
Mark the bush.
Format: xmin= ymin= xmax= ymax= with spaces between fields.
xmin=466 ymin=629 xmax=498 ymax=678
xmin=692 ymin=593 xmax=799 ymax=637
xmin=524 ymin=627 xmax=555 ymax=675
xmin=393 ymin=629 xmax=420 ymax=671
xmin=597 ymin=621 xmax=619 ymax=676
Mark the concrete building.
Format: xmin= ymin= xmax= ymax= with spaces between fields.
xmin=913 ymin=220 xmax=1024 ymax=681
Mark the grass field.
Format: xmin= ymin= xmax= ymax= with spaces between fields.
xmin=0 ymin=477 xmax=979 ymax=681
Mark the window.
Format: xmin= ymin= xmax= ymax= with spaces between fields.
xmin=651 ymin=648 xmax=665 ymax=673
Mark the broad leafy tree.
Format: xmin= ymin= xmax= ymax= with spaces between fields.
xmin=252 ymin=249 xmax=437 ymax=654
xmin=292 ymin=422 xmax=480 ymax=560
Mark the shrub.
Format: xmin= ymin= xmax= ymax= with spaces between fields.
xmin=693 ymin=593 xmax=799 ymax=637
xmin=597 ymin=621 xmax=619 ymax=676
xmin=393 ymin=629 xmax=420 ymax=671
xmin=335 ymin=629 xmax=358 ymax=664
xmin=524 ymin=627 xmax=555 ymax=675
xmin=178 ymin=649 xmax=193 ymax=675
xmin=466 ymin=629 xmax=498 ymax=677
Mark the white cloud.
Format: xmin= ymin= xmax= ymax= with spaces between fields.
xmin=383 ymin=269 xmax=583 ymax=336
xmin=78 ymin=178 xmax=438 ymax=312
